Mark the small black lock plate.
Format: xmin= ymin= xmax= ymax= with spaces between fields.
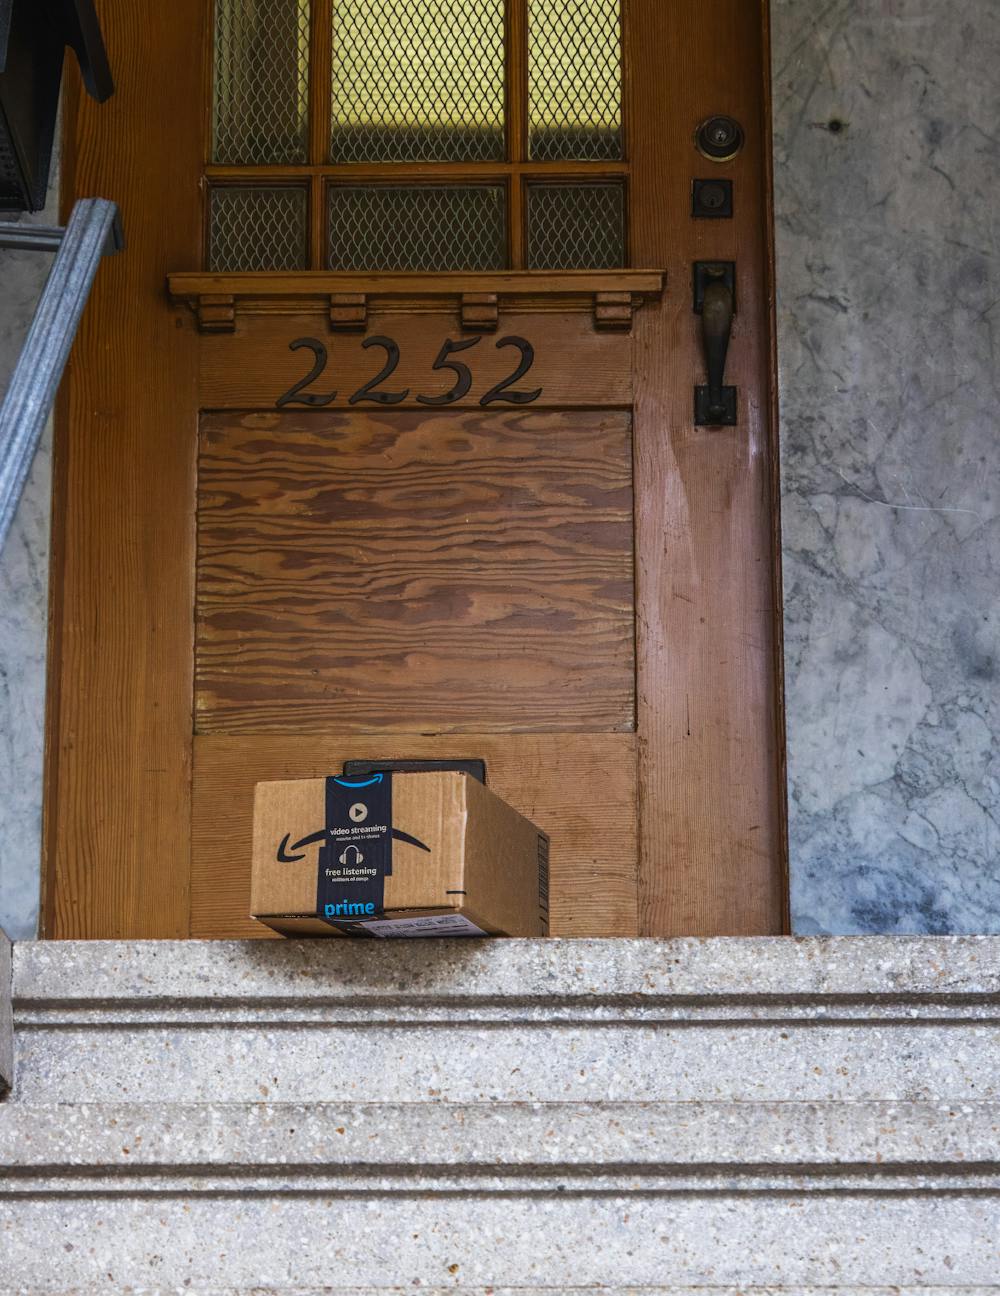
xmin=692 ymin=178 xmax=733 ymax=219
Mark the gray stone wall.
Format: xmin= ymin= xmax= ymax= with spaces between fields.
xmin=0 ymin=169 xmax=57 ymax=942
xmin=774 ymin=0 xmax=1000 ymax=932
xmin=2 ymin=4 xmax=998 ymax=937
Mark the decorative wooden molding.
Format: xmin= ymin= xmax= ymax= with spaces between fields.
xmin=460 ymin=292 xmax=499 ymax=332
xmin=328 ymin=293 xmax=367 ymax=332
xmin=167 ymin=271 xmax=666 ymax=334
xmin=196 ymin=294 xmax=235 ymax=333
xmin=594 ymin=291 xmax=636 ymax=332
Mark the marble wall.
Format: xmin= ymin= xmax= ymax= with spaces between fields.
xmin=1 ymin=3 xmax=998 ymax=937
xmin=773 ymin=0 xmax=1000 ymax=932
xmin=0 ymin=175 xmax=58 ymax=941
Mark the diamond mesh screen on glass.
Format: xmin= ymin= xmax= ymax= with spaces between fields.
xmin=528 ymin=0 xmax=622 ymax=161
xmin=212 ymin=0 xmax=310 ymax=164
xmin=208 ymin=187 xmax=309 ymax=271
xmin=527 ymin=183 xmax=625 ymax=270
xmin=331 ymin=0 xmax=505 ymax=163
xmin=329 ymin=185 xmax=506 ymax=271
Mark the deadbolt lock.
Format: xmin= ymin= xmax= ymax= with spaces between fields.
xmin=692 ymin=178 xmax=733 ymax=219
xmin=696 ymin=115 xmax=744 ymax=162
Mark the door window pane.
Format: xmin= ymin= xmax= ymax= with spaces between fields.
xmin=208 ymin=0 xmax=630 ymax=270
xmin=208 ymin=187 xmax=309 ymax=271
xmin=331 ymin=0 xmax=505 ymax=163
xmin=528 ymin=0 xmax=623 ymax=161
xmin=527 ymin=182 xmax=625 ymax=270
xmin=212 ymin=0 xmax=311 ymax=164
xmin=328 ymin=185 xmax=507 ymax=270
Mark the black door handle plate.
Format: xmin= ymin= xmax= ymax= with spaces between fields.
xmin=693 ymin=261 xmax=737 ymax=426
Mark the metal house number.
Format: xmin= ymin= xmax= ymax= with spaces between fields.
xmin=275 ymin=334 xmax=542 ymax=409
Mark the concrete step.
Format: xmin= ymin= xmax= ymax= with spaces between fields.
xmin=10 ymin=936 xmax=1000 ymax=1104
xmin=0 ymin=926 xmax=10 ymax=1096
xmin=1 ymin=936 xmax=999 ymax=1290
xmin=2 ymin=1098 xmax=1000 ymax=1193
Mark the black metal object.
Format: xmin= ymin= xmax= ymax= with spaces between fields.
xmin=343 ymin=759 xmax=488 ymax=785
xmin=693 ymin=261 xmax=737 ymax=427
xmin=695 ymin=115 xmax=744 ymax=162
xmin=0 ymin=0 xmax=113 ymax=212
xmin=691 ymin=178 xmax=733 ymax=219
xmin=0 ymin=198 xmax=121 ymax=557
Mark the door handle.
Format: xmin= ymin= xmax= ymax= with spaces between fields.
xmin=694 ymin=261 xmax=737 ymax=426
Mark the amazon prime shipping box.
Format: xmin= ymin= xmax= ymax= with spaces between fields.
xmin=251 ymin=770 xmax=549 ymax=938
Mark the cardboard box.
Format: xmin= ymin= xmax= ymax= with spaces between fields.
xmin=251 ymin=770 xmax=549 ymax=938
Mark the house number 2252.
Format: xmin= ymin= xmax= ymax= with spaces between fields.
xmin=275 ymin=334 xmax=542 ymax=409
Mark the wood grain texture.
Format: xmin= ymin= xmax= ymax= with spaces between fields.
xmin=171 ymin=271 xmax=662 ymax=299
xmin=204 ymin=160 xmax=630 ymax=179
xmin=192 ymin=733 xmax=639 ymax=938
xmin=46 ymin=0 xmax=787 ymax=940
xmin=194 ymin=310 xmax=636 ymax=409
xmin=761 ymin=1 xmax=793 ymax=928
xmin=43 ymin=0 xmax=204 ymax=937
xmin=629 ymin=0 xmax=786 ymax=934
xmin=196 ymin=408 xmax=635 ymax=733
xmin=308 ymin=0 xmax=333 ymax=268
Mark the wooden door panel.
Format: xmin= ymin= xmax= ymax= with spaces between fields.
xmin=48 ymin=0 xmax=787 ymax=939
xmin=43 ymin=0 xmax=204 ymax=941
xmin=196 ymin=407 xmax=635 ymax=733
xmin=192 ymin=732 xmax=639 ymax=938
xmin=628 ymin=1 xmax=787 ymax=936
xmin=195 ymin=310 xmax=635 ymax=410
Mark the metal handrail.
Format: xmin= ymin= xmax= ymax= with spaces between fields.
xmin=0 ymin=197 xmax=122 ymax=555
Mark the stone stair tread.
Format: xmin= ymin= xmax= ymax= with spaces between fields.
xmin=13 ymin=935 xmax=1000 ymax=1005
xmin=3 ymin=938 xmax=1000 ymax=1288
xmin=2 ymin=1098 xmax=998 ymax=1170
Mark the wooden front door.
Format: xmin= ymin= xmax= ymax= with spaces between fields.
xmin=46 ymin=0 xmax=786 ymax=939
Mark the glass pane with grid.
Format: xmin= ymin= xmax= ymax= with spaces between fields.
xmin=331 ymin=0 xmax=505 ymax=163
xmin=328 ymin=185 xmax=506 ymax=271
xmin=209 ymin=187 xmax=309 ymax=271
xmin=527 ymin=182 xmax=625 ymax=270
xmin=212 ymin=0 xmax=311 ymax=164
xmin=528 ymin=0 xmax=622 ymax=161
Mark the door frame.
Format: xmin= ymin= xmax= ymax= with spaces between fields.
xmin=43 ymin=0 xmax=788 ymax=938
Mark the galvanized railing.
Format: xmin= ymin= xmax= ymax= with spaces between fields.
xmin=0 ymin=197 xmax=122 ymax=555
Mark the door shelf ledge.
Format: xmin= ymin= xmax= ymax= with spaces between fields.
xmin=167 ymin=270 xmax=666 ymax=335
